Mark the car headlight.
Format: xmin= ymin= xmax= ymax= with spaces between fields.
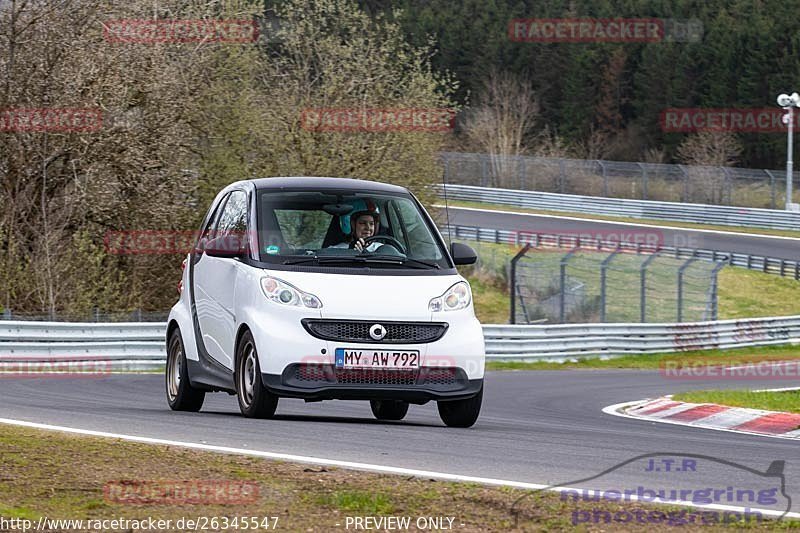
xmin=428 ymin=281 xmax=471 ymax=312
xmin=260 ymin=276 xmax=322 ymax=308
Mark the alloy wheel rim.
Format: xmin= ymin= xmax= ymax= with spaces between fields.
xmin=168 ymin=342 xmax=181 ymax=401
xmin=240 ymin=344 xmax=256 ymax=407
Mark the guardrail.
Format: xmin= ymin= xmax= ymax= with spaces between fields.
xmin=439 ymin=183 xmax=800 ymax=231
xmin=0 ymin=317 xmax=798 ymax=366
xmin=483 ymin=316 xmax=800 ymax=359
xmin=444 ymin=224 xmax=800 ymax=280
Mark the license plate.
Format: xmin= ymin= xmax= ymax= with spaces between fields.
xmin=334 ymin=348 xmax=420 ymax=369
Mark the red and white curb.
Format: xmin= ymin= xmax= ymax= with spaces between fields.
xmin=604 ymin=394 xmax=800 ymax=440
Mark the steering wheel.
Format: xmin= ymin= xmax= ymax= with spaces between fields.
xmin=363 ymin=235 xmax=406 ymax=255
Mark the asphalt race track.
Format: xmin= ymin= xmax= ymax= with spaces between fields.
xmin=1 ymin=371 xmax=798 ymax=515
xmin=446 ymin=206 xmax=800 ymax=262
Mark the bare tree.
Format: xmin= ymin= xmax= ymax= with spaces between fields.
xmin=0 ymin=0 xmax=459 ymax=317
xmin=462 ymin=69 xmax=538 ymax=187
xmin=677 ymin=132 xmax=742 ymax=204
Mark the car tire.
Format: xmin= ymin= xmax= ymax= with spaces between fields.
xmin=437 ymin=386 xmax=483 ymax=428
xmin=370 ymin=399 xmax=409 ymax=421
xmin=236 ymin=331 xmax=278 ymax=419
xmin=166 ymin=328 xmax=205 ymax=412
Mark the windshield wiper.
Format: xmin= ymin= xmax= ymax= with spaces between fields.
xmin=282 ymin=256 xmax=321 ymax=265
xmin=283 ymin=256 xmax=372 ymax=266
xmin=283 ymin=255 xmax=440 ymax=269
xmin=359 ymin=254 xmax=441 ymax=269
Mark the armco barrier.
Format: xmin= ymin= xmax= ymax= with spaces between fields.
xmin=439 ymin=183 xmax=800 ymax=231
xmin=0 ymin=317 xmax=798 ymax=367
xmin=444 ymin=224 xmax=800 ymax=280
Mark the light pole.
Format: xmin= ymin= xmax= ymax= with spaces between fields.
xmin=777 ymin=92 xmax=800 ymax=211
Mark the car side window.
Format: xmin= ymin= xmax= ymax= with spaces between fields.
xmin=216 ymin=190 xmax=249 ymax=237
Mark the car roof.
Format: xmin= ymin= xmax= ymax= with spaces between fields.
xmin=246 ymin=176 xmax=410 ymax=194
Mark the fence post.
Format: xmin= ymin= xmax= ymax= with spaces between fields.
xmin=678 ymin=164 xmax=689 ymax=202
xmin=640 ymin=252 xmax=660 ymax=323
xmin=559 ymin=248 xmax=578 ymax=323
xmin=2 ymin=308 xmax=10 ymax=320
xmin=722 ymin=167 xmax=732 ymax=205
xmin=599 ymin=160 xmax=608 ymax=196
xmin=710 ymin=262 xmax=725 ymax=320
xmin=677 ymin=257 xmax=697 ymax=322
xmin=518 ymin=156 xmax=525 ymax=190
xmin=509 ymin=244 xmax=531 ymax=324
xmin=639 ymin=163 xmax=648 ymax=200
xmin=480 ymin=156 xmax=488 ymax=187
xmin=600 ymin=249 xmax=621 ymax=323
xmin=766 ymin=169 xmax=776 ymax=209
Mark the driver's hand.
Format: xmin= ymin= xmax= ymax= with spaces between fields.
xmin=354 ymin=238 xmax=366 ymax=252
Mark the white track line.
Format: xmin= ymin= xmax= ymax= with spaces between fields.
xmin=603 ymin=400 xmax=800 ymax=442
xmin=0 ymin=416 xmax=797 ymax=519
xmin=438 ymin=204 xmax=800 ymax=242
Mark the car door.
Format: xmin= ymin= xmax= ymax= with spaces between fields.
xmin=194 ymin=189 xmax=249 ymax=369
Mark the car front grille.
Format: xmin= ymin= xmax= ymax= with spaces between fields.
xmin=334 ymin=368 xmax=419 ymax=385
xmin=301 ymin=319 xmax=447 ymax=344
xmin=290 ymin=364 xmax=459 ymax=387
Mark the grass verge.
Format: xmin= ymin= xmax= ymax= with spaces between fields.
xmin=672 ymin=389 xmax=800 ymax=414
xmin=485 ymin=344 xmax=800 ymax=371
xmin=445 ymin=200 xmax=800 ymax=239
xmin=0 ymin=424 xmax=794 ymax=531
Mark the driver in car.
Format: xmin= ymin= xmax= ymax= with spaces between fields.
xmin=331 ymin=200 xmax=383 ymax=252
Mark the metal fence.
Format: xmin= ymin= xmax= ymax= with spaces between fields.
xmin=1 ymin=318 xmax=798 ymax=366
xmin=483 ymin=315 xmax=800 ymax=360
xmin=441 ymin=151 xmax=800 ymax=209
xmin=510 ymin=242 xmax=724 ymax=325
xmin=445 ymin=225 xmax=800 ymax=280
xmin=439 ymin=183 xmax=800 ymax=231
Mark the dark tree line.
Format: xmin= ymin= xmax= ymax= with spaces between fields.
xmin=359 ymin=0 xmax=800 ymax=167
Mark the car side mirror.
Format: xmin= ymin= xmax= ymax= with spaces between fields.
xmin=204 ymin=235 xmax=247 ymax=258
xmin=450 ymin=242 xmax=477 ymax=265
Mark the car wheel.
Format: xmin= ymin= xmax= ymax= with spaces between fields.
xmin=166 ymin=328 xmax=205 ymax=412
xmin=236 ymin=331 xmax=278 ymax=419
xmin=437 ymin=386 xmax=483 ymax=428
xmin=370 ymin=399 xmax=409 ymax=421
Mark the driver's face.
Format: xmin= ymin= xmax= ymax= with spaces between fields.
xmin=354 ymin=215 xmax=376 ymax=239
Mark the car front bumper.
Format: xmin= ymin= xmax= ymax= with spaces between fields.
xmin=261 ymin=364 xmax=483 ymax=402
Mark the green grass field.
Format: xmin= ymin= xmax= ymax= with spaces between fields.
xmin=672 ymin=389 xmax=800 ymax=414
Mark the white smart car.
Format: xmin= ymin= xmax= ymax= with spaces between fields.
xmin=166 ymin=177 xmax=485 ymax=427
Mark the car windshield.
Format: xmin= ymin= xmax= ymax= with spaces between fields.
xmin=256 ymin=189 xmax=450 ymax=269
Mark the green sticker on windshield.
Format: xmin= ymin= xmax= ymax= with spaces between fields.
xmin=264 ymin=245 xmax=280 ymax=255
